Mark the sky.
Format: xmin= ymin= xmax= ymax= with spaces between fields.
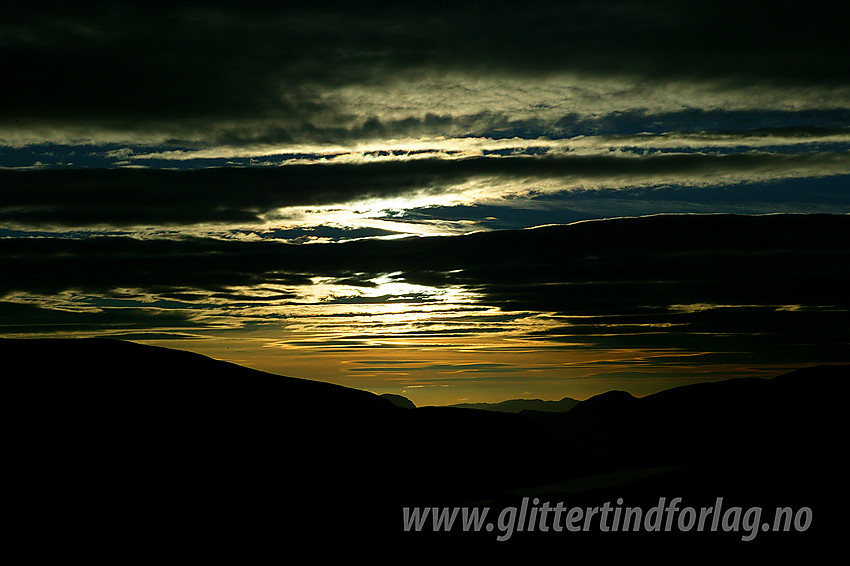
xmin=1 ymin=1 xmax=848 ymax=405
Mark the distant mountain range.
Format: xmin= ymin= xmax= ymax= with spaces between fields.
xmin=448 ymin=397 xmax=579 ymax=413
xmin=3 ymin=337 xmax=845 ymax=557
xmin=381 ymin=393 xmax=580 ymax=413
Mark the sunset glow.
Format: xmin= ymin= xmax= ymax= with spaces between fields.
xmin=2 ymin=1 xmax=847 ymax=405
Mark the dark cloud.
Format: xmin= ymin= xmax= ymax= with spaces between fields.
xmin=2 ymin=1 xmax=848 ymax=144
xmin=3 ymin=152 xmax=848 ymax=227
xmin=2 ymin=213 xmax=846 ymax=297
xmin=530 ymin=308 xmax=850 ymax=363
xmin=0 ymin=300 xmax=207 ymax=334
xmin=2 ymin=214 xmax=847 ymax=367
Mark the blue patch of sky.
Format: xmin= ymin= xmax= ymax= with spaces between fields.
xmin=608 ymin=142 xmax=850 ymax=155
xmin=551 ymin=108 xmax=850 ymax=138
xmin=401 ymin=175 xmax=850 ymax=231
xmin=454 ymin=109 xmax=849 ymax=140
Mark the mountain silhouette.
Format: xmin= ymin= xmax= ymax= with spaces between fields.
xmin=522 ymin=367 xmax=846 ymax=460
xmin=513 ymin=365 xmax=847 ymax=555
xmin=3 ymin=338 xmax=577 ymax=556
xmin=4 ymin=338 xmax=845 ymax=557
xmin=448 ymin=396 xmax=578 ymax=413
xmin=380 ymin=392 xmax=416 ymax=409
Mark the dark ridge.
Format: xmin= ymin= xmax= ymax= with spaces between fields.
xmin=3 ymin=338 xmax=577 ymax=555
xmin=380 ymin=392 xmax=416 ymax=409
xmin=522 ymin=367 xmax=847 ymax=459
xmin=514 ymin=365 xmax=847 ymax=554
xmin=4 ymin=337 xmax=846 ymax=556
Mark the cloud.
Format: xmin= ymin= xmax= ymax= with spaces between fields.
xmin=3 ymin=152 xmax=849 ymax=229
xmin=0 ymin=300 xmax=209 ymax=336
xmin=2 ymin=214 xmax=847 ymax=352
xmin=2 ymin=1 xmax=848 ymax=148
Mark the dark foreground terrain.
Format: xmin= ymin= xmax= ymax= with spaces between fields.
xmin=3 ymin=338 xmax=846 ymax=558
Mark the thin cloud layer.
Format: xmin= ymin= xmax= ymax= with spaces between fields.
xmin=2 ymin=215 xmax=847 ymax=365
xmin=3 ymin=152 xmax=848 ymax=230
